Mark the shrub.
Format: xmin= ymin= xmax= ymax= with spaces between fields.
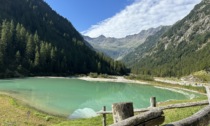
xmin=88 ymin=73 xmax=98 ymax=78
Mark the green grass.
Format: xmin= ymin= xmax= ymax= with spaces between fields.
xmin=149 ymin=80 xmax=206 ymax=94
xmin=9 ymin=98 xmax=18 ymax=107
xmin=158 ymin=98 xmax=207 ymax=125
xmin=163 ymin=106 xmax=205 ymax=124
xmin=125 ymin=74 xmax=154 ymax=81
xmin=193 ymin=70 xmax=210 ymax=82
xmin=158 ymin=96 xmax=207 ymax=106
xmin=125 ymin=74 xmax=206 ymax=93
xmin=0 ymin=95 xmax=207 ymax=126
xmin=0 ymin=94 xmax=64 ymax=126
xmin=53 ymin=115 xmax=113 ymax=126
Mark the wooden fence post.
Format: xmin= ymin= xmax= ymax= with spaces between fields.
xmin=102 ymin=106 xmax=106 ymax=126
xmin=205 ymin=86 xmax=210 ymax=104
xmin=150 ymin=97 xmax=156 ymax=107
xmin=112 ymin=102 xmax=134 ymax=123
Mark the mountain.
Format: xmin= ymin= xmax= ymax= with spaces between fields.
xmin=122 ymin=26 xmax=170 ymax=67
xmin=131 ymin=0 xmax=210 ymax=77
xmin=83 ymin=26 xmax=163 ymax=60
xmin=0 ymin=0 xmax=128 ymax=78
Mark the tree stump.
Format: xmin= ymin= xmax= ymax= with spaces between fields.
xmin=112 ymin=102 xmax=134 ymax=123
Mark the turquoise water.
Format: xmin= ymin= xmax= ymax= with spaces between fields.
xmin=0 ymin=78 xmax=199 ymax=118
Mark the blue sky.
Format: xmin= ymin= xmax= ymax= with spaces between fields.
xmin=44 ymin=0 xmax=133 ymax=32
xmin=44 ymin=0 xmax=201 ymax=38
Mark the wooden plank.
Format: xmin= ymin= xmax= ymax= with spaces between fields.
xmin=110 ymin=108 xmax=164 ymax=126
xmin=97 ymin=100 xmax=208 ymax=114
xmin=164 ymin=105 xmax=210 ymax=126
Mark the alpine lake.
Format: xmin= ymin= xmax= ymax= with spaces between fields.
xmin=0 ymin=77 xmax=201 ymax=119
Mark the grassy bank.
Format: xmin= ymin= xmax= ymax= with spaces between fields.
xmin=151 ymin=80 xmax=206 ymax=94
xmin=158 ymin=97 xmax=207 ymax=124
xmin=127 ymin=77 xmax=206 ymax=93
xmin=0 ymin=95 xmax=64 ymax=126
xmin=0 ymin=94 xmax=207 ymax=126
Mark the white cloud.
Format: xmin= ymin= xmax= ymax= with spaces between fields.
xmin=82 ymin=0 xmax=201 ymax=38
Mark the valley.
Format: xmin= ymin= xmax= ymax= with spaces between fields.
xmin=83 ymin=26 xmax=163 ymax=60
xmin=0 ymin=0 xmax=210 ymax=125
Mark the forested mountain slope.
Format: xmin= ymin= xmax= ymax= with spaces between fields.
xmin=131 ymin=0 xmax=210 ymax=77
xmin=0 ymin=0 xmax=128 ymax=78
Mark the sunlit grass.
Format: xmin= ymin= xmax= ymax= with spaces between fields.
xmin=193 ymin=70 xmax=210 ymax=82
xmin=163 ymin=106 xmax=205 ymax=124
xmin=0 ymin=94 xmax=63 ymax=126
xmin=53 ymin=115 xmax=113 ymax=126
xmin=158 ymin=98 xmax=207 ymax=125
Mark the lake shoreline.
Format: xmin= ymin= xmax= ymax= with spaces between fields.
xmin=34 ymin=75 xmax=206 ymax=95
xmin=76 ymin=76 xmax=149 ymax=85
xmin=1 ymin=75 xmax=206 ymax=96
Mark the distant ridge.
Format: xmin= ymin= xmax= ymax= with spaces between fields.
xmin=83 ymin=26 xmax=163 ymax=60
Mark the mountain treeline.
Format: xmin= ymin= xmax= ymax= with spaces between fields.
xmin=0 ymin=0 xmax=129 ymax=78
xmin=129 ymin=0 xmax=210 ymax=77
xmin=0 ymin=20 xmax=128 ymax=77
xmin=131 ymin=32 xmax=210 ymax=77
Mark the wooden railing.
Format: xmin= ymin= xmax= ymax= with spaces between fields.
xmin=110 ymin=108 xmax=164 ymax=126
xmin=98 ymin=87 xmax=210 ymax=126
xmin=98 ymin=100 xmax=208 ymax=115
xmin=164 ymin=86 xmax=210 ymax=126
xmin=164 ymin=105 xmax=210 ymax=126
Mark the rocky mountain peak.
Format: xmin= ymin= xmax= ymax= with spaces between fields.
xmin=84 ymin=26 xmax=164 ymax=60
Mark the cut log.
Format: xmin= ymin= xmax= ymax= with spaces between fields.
xmin=142 ymin=116 xmax=165 ymax=126
xmin=112 ymin=102 xmax=134 ymax=123
xmin=110 ymin=108 xmax=164 ymax=126
xmin=159 ymin=100 xmax=208 ymax=110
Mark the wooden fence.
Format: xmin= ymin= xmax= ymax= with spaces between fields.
xmin=98 ymin=86 xmax=210 ymax=126
xmin=164 ymin=105 xmax=210 ymax=126
xmin=110 ymin=108 xmax=164 ymax=126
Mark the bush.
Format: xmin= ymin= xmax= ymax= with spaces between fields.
xmin=88 ymin=73 xmax=98 ymax=78
xmin=45 ymin=116 xmax=53 ymax=121
xmin=126 ymin=74 xmax=154 ymax=81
